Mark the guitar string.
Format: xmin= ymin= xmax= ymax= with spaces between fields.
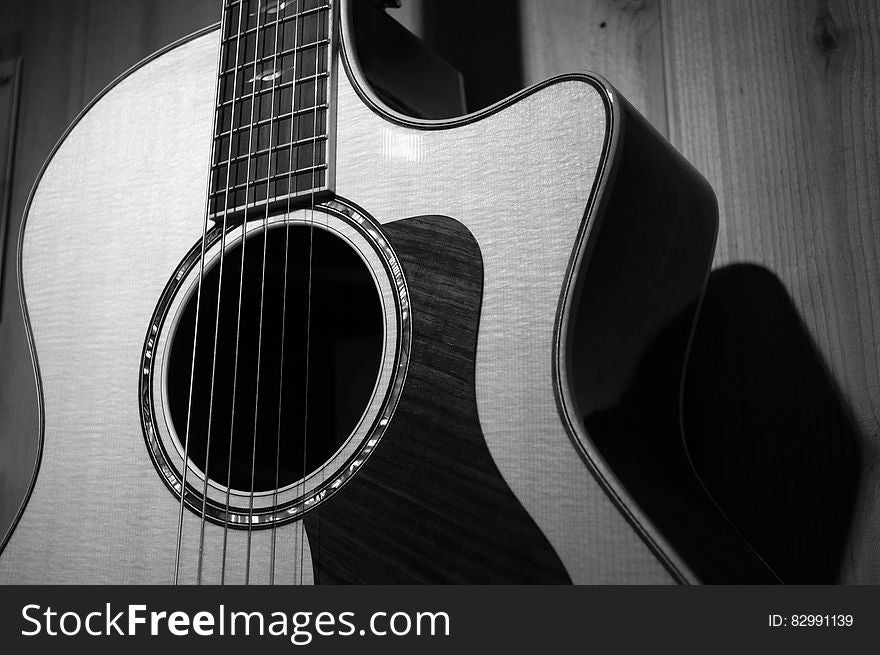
xmin=300 ymin=0 xmax=326 ymax=582
xmin=172 ymin=0 xmax=231 ymax=586
xmin=196 ymin=0 xmax=247 ymax=585
xmin=244 ymin=0 xmax=284 ymax=585
xmin=269 ymin=0 xmax=303 ymax=586
xmin=220 ymin=0 xmax=265 ymax=585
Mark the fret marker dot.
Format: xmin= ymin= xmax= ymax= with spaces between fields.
xmin=266 ymin=1 xmax=289 ymax=15
xmin=248 ymin=69 xmax=282 ymax=84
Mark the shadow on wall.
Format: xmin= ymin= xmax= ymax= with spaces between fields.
xmin=684 ymin=263 xmax=862 ymax=583
xmin=419 ymin=0 xmax=524 ymax=112
xmin=582 ymin=263 xmax=861 ymax=583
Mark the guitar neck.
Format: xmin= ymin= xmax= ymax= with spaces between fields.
xmin=209 ymin=0 xmax=336 ymax=222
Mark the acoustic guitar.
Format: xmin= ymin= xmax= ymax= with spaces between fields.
xmin=0 ymin=0 xmax=776 ymax=584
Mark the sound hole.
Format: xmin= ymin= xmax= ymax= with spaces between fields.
xmin=166 ymin=224 xmax=384 ymax=494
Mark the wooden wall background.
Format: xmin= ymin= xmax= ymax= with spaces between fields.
xmin=0 ymin=0 xmax=877 ymax=583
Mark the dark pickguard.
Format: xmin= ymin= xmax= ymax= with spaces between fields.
xmin=303 ymin=215 xmax=570 ymax=583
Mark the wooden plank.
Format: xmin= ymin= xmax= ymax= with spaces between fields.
xmin=518 ymin=0 xmax=667 ymax=133
xmin=662 ymin=0 xmax=880 ymax=582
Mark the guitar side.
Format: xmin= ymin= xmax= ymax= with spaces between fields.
xmin=0 ymin=7 xmax=754 ymax=583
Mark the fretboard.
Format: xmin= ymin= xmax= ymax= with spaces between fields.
xmin=209 ymin=0 xmax=334 ymax=221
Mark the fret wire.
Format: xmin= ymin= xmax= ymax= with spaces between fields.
xmin=209 ymin=174 xmax=328 ymax=216
xmin=220 ymin=71 xmax=328 ymax=109
xmin=210 ymin=160 xmax=330 ymax=192
xmin=213 ymin=134 xmax=328 ymax=168
xmin=222 ymin=0 xmax=330 ymax=13
xmin=219 ymin=38 xmax=326 ymax=66
xmin=217 ymin=71 xmax=329 ymax=108
xmin=220 ymin=38 xmax=330 ymax=78
xmin=211 ymin=163 xmax=328 ymax=195
xmin=222 ymin=0 xmax=330 ymax=12
xmin=213 ymin=145 xmax=329 ymax=177
xmin=220 ymin=38 xmax=329 ymax=77
xmin=213 ymin=162 xmax=329 ymax=190
xmin=220 ymin=5 xmax=329 ymax=44
xmin=221 ymin=103 xmax=327 ymax=132
xmin=215 ymin=103 xmax=328 ymax=138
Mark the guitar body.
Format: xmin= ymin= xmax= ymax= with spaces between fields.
xmin=0 ymin=2 xmax=758 ymax=584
